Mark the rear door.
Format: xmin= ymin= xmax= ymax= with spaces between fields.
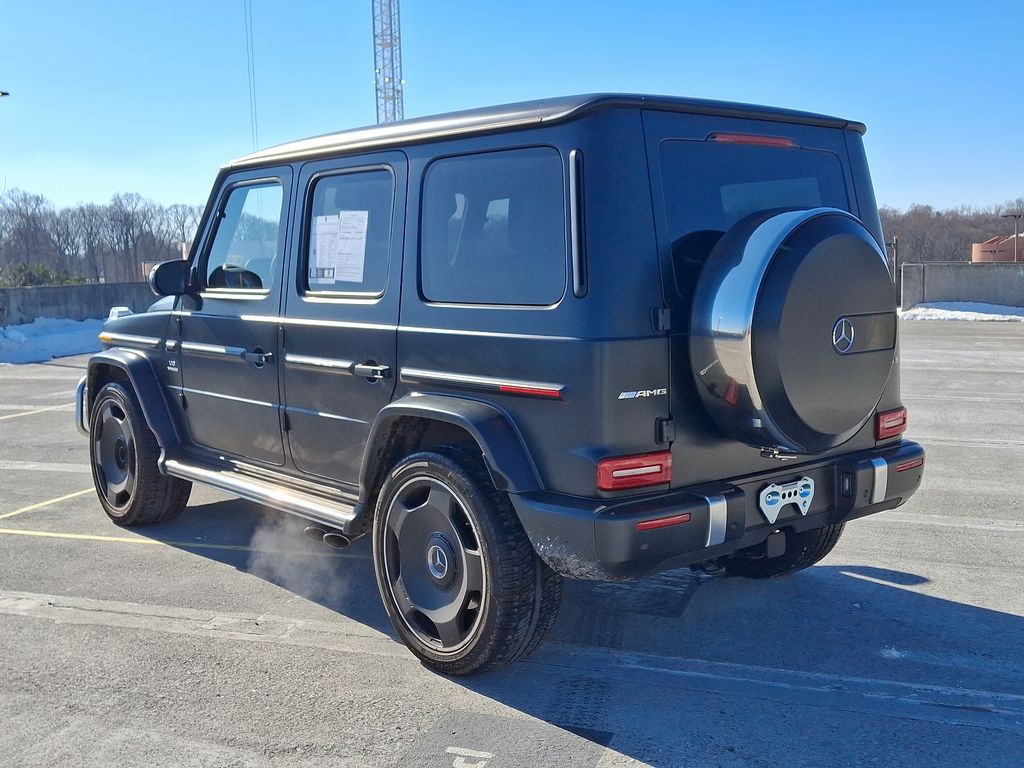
xmin=280 ymin=152 xmax=406 ymax=486
xmin=642 ymin=111 xmax=863 ymax=486
xmin=177 ymin=169 xmax=291 ymax=465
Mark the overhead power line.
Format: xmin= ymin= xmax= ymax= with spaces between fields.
xmin=243 ymin=0 xmax=260 ymax=151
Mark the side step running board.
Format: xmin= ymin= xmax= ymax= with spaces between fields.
xmin=163 ymin=458 xmax=357 ymax=531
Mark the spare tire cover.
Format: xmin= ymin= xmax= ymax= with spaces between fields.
xmin=689 ymin=208 xmax=896 ymax=454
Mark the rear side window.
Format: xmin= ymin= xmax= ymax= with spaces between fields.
xmin=420 ymin=147 xmax=566 ymax=306
xmin=659 ymin=140 xmax=848 ymax=302
xmin=303 ymin=169 xmax=394 ymax=295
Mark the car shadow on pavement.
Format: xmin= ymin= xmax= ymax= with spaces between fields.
xmin=137 ymin=499 xmax=1024 ymax=767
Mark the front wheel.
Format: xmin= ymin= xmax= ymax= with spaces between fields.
xmin=89 ymin=382 xmax=191 ymax=526
xmin=372 ymin=445 xmax=562 ymax=675
xmin=722 ymin=523 xmax=845 ymax=579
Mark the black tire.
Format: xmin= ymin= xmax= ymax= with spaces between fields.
xmin=372 ymin=444 xmax=562 ymax=675
xmin=88 ymin=382 xmax=191 ymax=526
xmin=723 ymin=523 xmax=845 ymax=579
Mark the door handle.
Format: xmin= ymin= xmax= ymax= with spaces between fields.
xmin=353 ymin=362 xmax=391 ymax=380
xmin=243 ymin=350 xmax=274 ymax=367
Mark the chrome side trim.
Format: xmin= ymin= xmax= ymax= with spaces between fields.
xmin=74 ymin=377 xmax=89 ymax=437
xmin=199 ymin=290 xmax=270 ymax=302
xmin=164 ymin=339 xmax=178 ymax=351
xmin=400 ymin=326 xmax=581 ymax=341
xmin=168 ymin=385 xmax=273 ymax=408
xmin=98 ymin=332 xmax=161 ymax=349
xmin=704 ymin=494 xmax=729 ymax=547
xmin=400 ymin=367 xmax=564 ymax=397
xmin=284 ymin=353 xmax=355 ymax=373
xmin=240 ymin=314 xmax=396 ymax=331
xmin=569 ymin=148 xmax=587 ymax=298
xmin=162 ymin=458 xmax=357 ymax=529
xmin=870 ymin=457 xmax=888 ymax=504
xmin=180 ymin=341 xmax=246 ymax=359
xmin=285 ymin=405 xmax=367 ymax=425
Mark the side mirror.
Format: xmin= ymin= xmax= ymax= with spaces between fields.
xmin=149 ymin=259 xmax=192 ymax=297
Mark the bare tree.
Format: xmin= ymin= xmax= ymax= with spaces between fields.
xmin=165 ymin=203 xmax=203 ymax=256
xmin=0 ymin=189 xmax=57 ymax=268
xmin=104 ymin=193 xmax=158 ymax=281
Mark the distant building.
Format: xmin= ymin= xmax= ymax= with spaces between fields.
xmin=972 ymin=235 xmax=1021 ymax=262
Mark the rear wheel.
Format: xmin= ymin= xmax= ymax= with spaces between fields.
xmin=723 ymin=523 xmax=845 ymax=579
xmin=89 ymin=382 xmax=191 ymax=526
xmin=372 ymin=445 xmax=562 ymax=675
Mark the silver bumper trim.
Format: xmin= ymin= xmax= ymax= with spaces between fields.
xmin=704 ymin=494 xmax=729 ymax=547
xmin=74 ymin=377 xmax=89 ymax=436
xmin=870 ymin=457 xmax=888 ymax=504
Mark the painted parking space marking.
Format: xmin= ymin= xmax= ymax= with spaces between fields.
xmin=0 ymin=526 xmax=371 ymax=559
xmin=0 ymin=460 xmax=90 ymax=474
xmin=0 ymin=403 xmax=74 ymax=421
xmin=0 ymin=488 xmax=94 ymax=521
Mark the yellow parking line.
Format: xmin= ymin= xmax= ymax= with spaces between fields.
xmin=0 ymin=488 xmax=95 ymax=521
xmin=0 ymin=403 xmax=75 ymax=421
xmin=0 ymin=527 xmax=365 ymax=558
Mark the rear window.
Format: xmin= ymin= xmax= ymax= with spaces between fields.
xmin=420 ymin=147 xmax=566 ymax=306
xmin=659 ymin=140 xmax=848 ymax=302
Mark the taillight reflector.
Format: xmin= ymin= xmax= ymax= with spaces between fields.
xmin=875 ymin=407 xmax=908 ymax=440
xmin=497 ymin=384 xmax=561 ymax=399
xmin=636 ymin=513 xmax=691 ymax=532
xmin=597 ymin=451 xmax=672 ymax=491
xmin=895 ymin=457 xmax=924 ymax=472
xmin=710 ymin=132 xmax=797 ymax=148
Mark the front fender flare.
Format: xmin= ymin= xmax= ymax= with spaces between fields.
xmin=359 ymin=394 xmax=542 ymax=503
xmin=86 ymin=349 xmax=182 ymax=452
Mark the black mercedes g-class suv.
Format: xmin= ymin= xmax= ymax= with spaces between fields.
xmin=76 ymin=94 xmax=924 ymax=674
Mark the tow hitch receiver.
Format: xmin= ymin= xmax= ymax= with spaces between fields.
xmin=758 ymin=476 xmax=814 ymax=524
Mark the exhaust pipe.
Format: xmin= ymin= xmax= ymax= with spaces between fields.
xmin=322 ymin=532 xmax=352 ymax=549
xmin=303 ymin=525 xmax=328 ymax=541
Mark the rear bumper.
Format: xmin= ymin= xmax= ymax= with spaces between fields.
xmin=511 ymin=440 xmax=924 ymax=580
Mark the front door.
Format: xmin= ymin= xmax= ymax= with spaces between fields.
xmin=177 ymin=168 xmax=292 ymax=465
xmin=280 ymin=153 xmax=406 ymax=486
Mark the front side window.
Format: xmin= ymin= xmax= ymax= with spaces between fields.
xmin=204 ymin=181 xmax=284 ymax=292
xmin=420 ymin=147 xmax=566 ymax=306
xmin=302 ymin=169 xmax=394 ymax=295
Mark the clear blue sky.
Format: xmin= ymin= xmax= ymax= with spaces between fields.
xmin=1 ymin=0 xmax=1020 ymax=211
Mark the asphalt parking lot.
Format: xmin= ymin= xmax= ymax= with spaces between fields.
xmin=0 ymin=320 xmax=1021 ymax=767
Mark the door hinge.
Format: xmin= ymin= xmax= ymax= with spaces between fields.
xmin=653 ymin=307 xmax=672 ymax=332
xmin=283 ymin=411 xmax=291 ymax=432
xmin=179 ymin=391 xmax=187 ymax=410
xmin=656 ymin=417 xmax=675 ymax=444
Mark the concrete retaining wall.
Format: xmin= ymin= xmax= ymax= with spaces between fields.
xmin=900 ymin=262 xmax=1024 ymax=310
xmin=0 ymin=283 xmax=156 ymax=326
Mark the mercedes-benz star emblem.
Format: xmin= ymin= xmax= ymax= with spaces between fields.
xmin=832 ymin=317 xmax=855 ymax=354
xmin=427 ymin=544 xmax=449 ymax=580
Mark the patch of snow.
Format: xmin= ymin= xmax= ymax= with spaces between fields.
xmin=0 ymin=317 xmax=103 ymax=364
xmin=899 ymin=302 xmax=1024 ymax=322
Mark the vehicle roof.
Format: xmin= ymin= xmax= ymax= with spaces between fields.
xmin=228 ymin=93 xmax=866 ymax=169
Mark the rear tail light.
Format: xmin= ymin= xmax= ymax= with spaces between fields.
xmin=597 ymin=451 xmax=672 ymax=491
xmin=709 ymin=132 xmax=797 ymax=148
xmin=875 ymin=407 xmax=908 ymax=440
